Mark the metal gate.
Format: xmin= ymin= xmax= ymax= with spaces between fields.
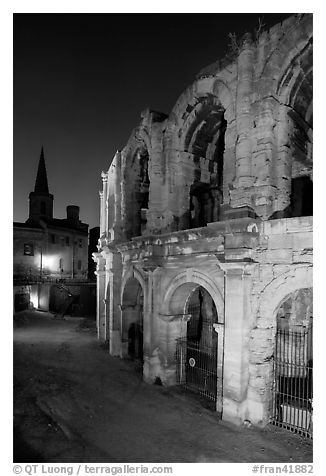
xmin=271 ymin=326 xmax=313 ymax=438
xmin=176 ymin=338 xmax=218 ymax=406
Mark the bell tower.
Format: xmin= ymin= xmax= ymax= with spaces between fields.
xmin=28 ymin=146 xmax=53 ymax=222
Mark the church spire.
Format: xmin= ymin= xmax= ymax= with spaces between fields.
xmin=34 ymin=146 xmax=50 ymax=195
xmin=28 ymin=146 xmax=54 ymax=222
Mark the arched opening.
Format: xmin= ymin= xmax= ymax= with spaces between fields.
xmin=124 ymin=145 xmax=150 ymax=239
xmin=185 ymin=286 xmax=218 ymax=349
xmin=271 ymin=288 xmax=313 ymax=437
xmin=277 ymin=43 xmax=313 ymax=218
xmin=290 ymin=176 xmax=313 ymax=217
xmin=288 ymin=84 xmax=313 ymax=217
xmin=182 ymin=95 xmax=227 ymax=228
xmin=175 ymin=285 xmax=221 ymax=409
xmin=121 ymin=277 xmax=144 ymax=362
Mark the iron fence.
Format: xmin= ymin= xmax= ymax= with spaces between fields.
xmin=176 ymin=337 xmax=218 ymax=404
xmin=271 ymin=326 xmax=313 ymax=438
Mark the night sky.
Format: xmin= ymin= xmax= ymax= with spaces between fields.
xmin=13 ymin=13 xmax=292 ymax=229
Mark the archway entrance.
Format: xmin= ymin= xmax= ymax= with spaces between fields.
xmin=175 ymin=285 xmax=221 ymax=410
xmin=121 ymin=277 xmax=144 ymax=362
xmin=271 ymin=288 xmax=313 ymax=438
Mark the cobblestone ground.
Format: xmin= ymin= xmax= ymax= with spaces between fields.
xmin=13 ymin=311 xmax=313 ymax=463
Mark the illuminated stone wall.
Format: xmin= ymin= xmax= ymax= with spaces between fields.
xmin=94 ymin=14 xmax=313 ymax=428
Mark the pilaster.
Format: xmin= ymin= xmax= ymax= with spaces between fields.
xmin=235 ymin=34 xmax=254 ymax=188
xmin=157 ymin=313 xmax=191 ymax=385
xmin=105 ymin=250 xmax=123 ymax=356
xmin=94 ymin=255 xmax=106 ymax=341
xmin=222 ymin=264 xmax=253 ymax=424
xmin=101 ymin=171 xmax=108 ymax=236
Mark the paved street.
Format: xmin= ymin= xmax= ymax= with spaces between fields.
xmin=14 ymin=311 xmax=313 ymax=463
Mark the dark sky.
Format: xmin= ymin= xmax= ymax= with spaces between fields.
xmin=13 ymin=13 xmax=292 ymax=229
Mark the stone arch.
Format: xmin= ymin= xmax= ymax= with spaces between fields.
xmin=255 ymin=15 xmax=312 ymax=219
xmin=166 ymin=77 xmax=235 ymax=152
xmin=162 ymin=268 xmax=224 ymax=322
xmin=160 ymin=268 xmax=224 ymax=406
xmin=247 ymin=265 xmax=313 ymax=424
xmin=121 ymin=129 xmax=152 ymax=239
xmin=258 ymin=265 xmax=313 ymax=331
xmin=164 ymin=77 xmax=236 ymax=230
xmin=276 ymin=44 xmax=312 ymax=112
xmin=257 ymin=15 xmax=312 ymax=88
xmin=120 ymin=267 xmax=146 ymax=360
xmin=120 ymin=264 xmax=146 ymax=303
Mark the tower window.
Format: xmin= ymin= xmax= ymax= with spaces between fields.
xmin=40 ymin=201 xmax=46 ymax=215
xmin=77 ymin=260 xmax=82 ymax=270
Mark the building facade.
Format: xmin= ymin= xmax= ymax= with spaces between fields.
xmin=94 ymin=15 xmax=313 ymax=433
xmin=14 ymin=148 xmax=92 ymax=314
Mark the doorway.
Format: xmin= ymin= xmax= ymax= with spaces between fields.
xmin=122 ymin=277 xmax=144 ymax=363
xmin=176 ymin=286 xmax=221 ymax=410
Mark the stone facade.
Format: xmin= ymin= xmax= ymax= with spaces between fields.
xmin=13 ymin=216 xmax=89 ymax=282
xmin=94 ymin=14 xmax=312 ymax=427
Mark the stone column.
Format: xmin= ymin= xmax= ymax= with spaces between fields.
xmin=274 ymin=104 xmax=293 ymax=215
xmin=250 ymin=97 xmax=278 ymax=218
xmin=142 ymin=269 xmax=153 ymax=383
xmin=145 ymin=124 xmax=165 ymax=235
xmin=235 ymin=33 xmax=254 ymax=188
xmin=95 ymin=257 xmax=106 ymax=341
xmin=168 ymin=153 xmax=194 ymax=231
xmin=222 ymin=265 xmax=252 ymax=424
xmin=101 ymin=172 xmax=108 ymax=236
xmin=158 ymin=313 xmax=191 ymax=386
xmin=105 ymin=250 xmax=122 ymax=356
xmin=247 ymin=326 xmax=274 ymax=426
xmin=113 ymin=151 xmax=122 ymax=240
xmin=213 ymin=322 xmax=225 ymax=414
xmin=211 ymin=188 xmax=221 ymax=222
xmin=252 ymin=99 xmax=276 ymax=187
xmin=99 ymin=191 xmax=104 ymax=236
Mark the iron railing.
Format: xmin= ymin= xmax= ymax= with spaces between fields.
xmin=176 ymin=337 xmax=218 ymax=404
xmin=271 ymin=327 xmax=313 ymax=438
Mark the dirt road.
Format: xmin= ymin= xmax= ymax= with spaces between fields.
xmin=13 ymin=311 xmax=313 ymax=463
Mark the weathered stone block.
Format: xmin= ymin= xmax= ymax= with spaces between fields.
xmin=263 ymin=219 xmax=287 ymax=236
xmin=292 ymin=232 xmax=313 ymax=250
xmin=286 ymin=217 xmax=313 ymax=233
xmin=265 ymin=248 xmax=293 ymax=263
xmin=268 ymin=234 xmax=293 ymax=250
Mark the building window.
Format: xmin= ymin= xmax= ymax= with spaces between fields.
xmin=59 ymin=258 xmax=64 ymax=271
xmin=79 ymin=239 xmax=83 ymax=248
xmin=66 ymin=236 xmax=70 ymax=246
xmin=77 ymin=260 xmax=82 ymax=270
xmin=60 ymin=236 xmax=65 ymax=247
xmin=24 ymin=243 xmax=34 ymax=256
xmin=50 ymin=234 xmax=56 ymax=244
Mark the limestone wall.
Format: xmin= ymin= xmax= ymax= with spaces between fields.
xmin=247 ymin=216 xmax=313 ymax=425
xmin=94 ymin=14 xmax=313 ymax=428
xmin=99 ymin=14 xmax=312 ymax=242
